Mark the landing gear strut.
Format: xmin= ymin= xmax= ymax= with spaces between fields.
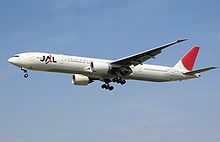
xmin=21 ymin=68 xmax=29 ymax=78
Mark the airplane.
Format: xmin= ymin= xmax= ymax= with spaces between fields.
xmin=8 ymin=39 xmax=217 ymax=91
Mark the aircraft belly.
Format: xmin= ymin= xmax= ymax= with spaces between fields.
xmin=129 ymin=69 xmax=172 ymax=82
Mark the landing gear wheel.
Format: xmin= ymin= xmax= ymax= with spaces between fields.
xmin=24 ymin=73 xmax=29 ymax=78
xmin=121 ymin=80 xmax=126 ymax=85
xmin=101 ymin=84 xmax=114 ymax=91
xmin=112 ymin=78 xmax=126 ymax=85
xmin=109 ymin=86 xmax=114 ymax=91
xmin=101 ymin=84 xmax=107 ymax=89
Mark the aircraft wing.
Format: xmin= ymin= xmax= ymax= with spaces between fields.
xmin=111 ymin=39 xmax=187 ymax=66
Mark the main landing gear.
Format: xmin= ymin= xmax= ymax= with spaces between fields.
xmin=101 ymin=78 xmax=127 ymax=91
xmin=101 ymin=79 xmax=114 ymax=91
xmin=21 ymin=68 xmax=29 ymax=78
xmin=112 ymin=78 xmax=126 ymax=85
xmin=101 ymin=84 xmax=114 ymax=91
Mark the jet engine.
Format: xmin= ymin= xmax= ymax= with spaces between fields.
xmin=72 ymin=74 xmax=93 ymax=85
xmin=90 ymin=62 xmax=111 ymax=75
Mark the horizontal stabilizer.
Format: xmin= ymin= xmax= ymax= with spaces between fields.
xmin=183 ymin=67 xmax=217 ymax=75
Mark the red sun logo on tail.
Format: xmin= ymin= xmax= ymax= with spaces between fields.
xmin=181 ymin=47 xmax=200 ymax=71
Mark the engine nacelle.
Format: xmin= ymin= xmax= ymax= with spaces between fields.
xmin=91 ymin=62 xmax=111 ymax=75
xmin=72 ymin=74 xmax=92 ymax=86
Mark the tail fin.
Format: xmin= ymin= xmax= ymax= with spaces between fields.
xmin=174 ymin=47 xmax=200 ymax=72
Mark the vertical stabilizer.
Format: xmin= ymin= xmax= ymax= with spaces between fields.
xmin=174 ymin=47 xmax=200 ymax=72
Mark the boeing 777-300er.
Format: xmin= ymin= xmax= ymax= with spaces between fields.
xmin=8 ymin=39 xmax=217 ymax=91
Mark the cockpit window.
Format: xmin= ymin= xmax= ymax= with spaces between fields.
xmin=13 ymin=55 xmax=20 ymax=57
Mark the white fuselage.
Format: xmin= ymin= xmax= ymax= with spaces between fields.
xmin=8 ymin=52 xmax=196 ymax=82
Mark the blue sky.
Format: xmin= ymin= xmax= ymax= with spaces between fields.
xmin=0 ymin=0 xmax=220 ymax=141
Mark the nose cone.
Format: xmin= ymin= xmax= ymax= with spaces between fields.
xmin=8 ymin=57 xmax=14 ymax=64
xmin=8 ymin=57 xmax=19 ymax=66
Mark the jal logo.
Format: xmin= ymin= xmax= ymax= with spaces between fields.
xmin=40 ymin=55 xmax=57 ymax=64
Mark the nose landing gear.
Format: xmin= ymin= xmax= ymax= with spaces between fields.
xmin=24 ymin=73 xmax=29 ymax=78
xmin=21 ymin=68 xmax=29 ymax=78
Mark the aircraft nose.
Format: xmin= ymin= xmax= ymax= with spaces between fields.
xmin=8 ymin=57 xmax=14 ymax=64
xmin=8 ymin=57 xmax=18 ymax=65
